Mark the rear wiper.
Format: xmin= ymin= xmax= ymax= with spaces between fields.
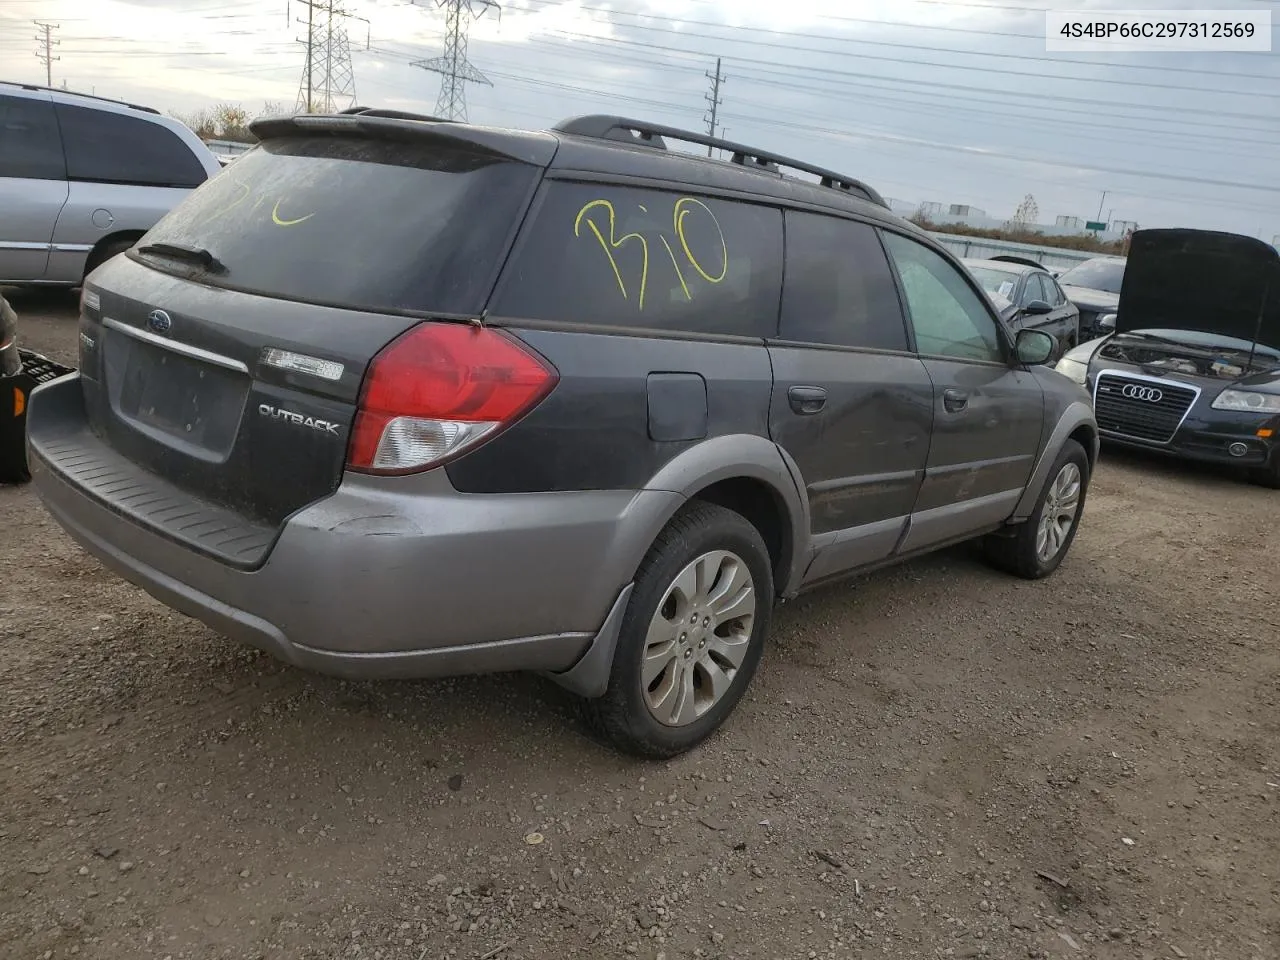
xmin=136 ymin=242 xmax=227 ymax=274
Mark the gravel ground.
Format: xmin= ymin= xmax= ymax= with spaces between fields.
xmin=2 ymin=290 xmax=1278 ymax=960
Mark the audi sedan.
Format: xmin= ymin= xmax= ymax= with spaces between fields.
xmin=1055 ymin=228 xmax=1280 ymax=488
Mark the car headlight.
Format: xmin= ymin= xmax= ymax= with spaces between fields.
xmin=1053 ymin=336 xmax=1107 ymax=386
xmin=1211 ymin=390 xmax=1280 ymax=414
xmin=1054 ymin=355 xmax=1088 ymax=386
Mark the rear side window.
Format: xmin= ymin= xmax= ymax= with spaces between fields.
xmin=135 ymin=136 xmax=539 ymax=314
xmin=780 ymin=211 xmax=908 ymax=351
xmin=492 ymin=181 xmax=784 ymax=338
xmin=0 ymin=95 xmax=66 ymax=180
xmin=54 ymin=103 xmax=208 ymax=188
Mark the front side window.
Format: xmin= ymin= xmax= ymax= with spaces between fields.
xmin=1021 ymin=273 xmax=1050 ymax=306
xmin=492 ymin=180 xmax=784 ymax=338
xmin=780 ymin=211 xmax=909 ymax=351
xmin=0 ymin=95 xmax=65 ymax=180
xmin=882 ymin=231 xmax=1005 ymax=363
xmin=54 ymin=103 xmax=207 ymax=188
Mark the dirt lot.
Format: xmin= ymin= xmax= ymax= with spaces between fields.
xmin=2 ymin=290 xmax=1277 ymax=960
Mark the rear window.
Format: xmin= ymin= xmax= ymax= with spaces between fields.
xmin=134 ymin=136 xmax=539 ymax=314
xmin=491 ymin=180 xmax=784 ymax=338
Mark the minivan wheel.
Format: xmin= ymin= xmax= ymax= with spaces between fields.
xmin=983 ymin=439 xmax=1090 ymax=580
xmin=83 ymin=236 xmax=138 ymax=281
xmin=583 ymin=501 xmax=773 ymax=759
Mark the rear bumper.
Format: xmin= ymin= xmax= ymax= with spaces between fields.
xmin=28 ymin=375 xmax=680 ymax=681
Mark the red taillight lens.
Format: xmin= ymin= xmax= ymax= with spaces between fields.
xmin=348 ymin=322 xmax=557 ymax=474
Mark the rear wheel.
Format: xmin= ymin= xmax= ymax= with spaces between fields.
xmin=582 ymin=501 xmax=773 ymax=759
xmin=983 ymin=439 xmax=1090 ymax=579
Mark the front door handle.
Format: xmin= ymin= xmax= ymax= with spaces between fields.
xmin=787 ymin=385 xmax=827 ymax=415
xmin=942 ymin=388 xmax=969 ymax=413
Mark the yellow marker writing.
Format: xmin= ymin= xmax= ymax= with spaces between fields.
xmin=574 ymin=199 xmax=650 ymax=310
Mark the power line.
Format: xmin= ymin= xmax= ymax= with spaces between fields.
xmin=409 ymin=0 xmax=500 ymax=122
xmin=33 ymin=19 xmax=58 ymax=86
xmin=514 ymin=0 xmax=1280 ymax=84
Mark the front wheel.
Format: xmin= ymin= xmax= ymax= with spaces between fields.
xmin=582 ymin=501 xmax=774 ymax=759
xmin=983 ymin=439 xmax=1090 ymax=579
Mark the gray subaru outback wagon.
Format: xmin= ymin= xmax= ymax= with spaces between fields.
xmin=25 ymin=110 xmax=1098 ymax=757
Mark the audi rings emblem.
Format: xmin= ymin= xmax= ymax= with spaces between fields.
xmin=1122 ymin=384 xmax=1163 ymax=402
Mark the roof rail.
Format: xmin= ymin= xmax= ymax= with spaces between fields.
xmin=0 ymin=80 xmax=160 ymax=114
xmin=553 ymin=114 xmax=888 ymax=208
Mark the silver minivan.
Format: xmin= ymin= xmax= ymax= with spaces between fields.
xmin=0 ymin=82 xmax=221 ymax=287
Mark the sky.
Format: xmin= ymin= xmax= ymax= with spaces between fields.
xmin=2 ymin=0 xmax=1279 ymax=241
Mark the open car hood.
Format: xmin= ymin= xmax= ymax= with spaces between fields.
xmin=1116 ymin=228 xmax=1280 ymax=347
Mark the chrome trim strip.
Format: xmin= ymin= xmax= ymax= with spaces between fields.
xmin=1092 ymin=367 xmax=1202 ymax=446
xmin=51 ymin=243 xmax=94 ymax=253
xmin=102 ymin=316 xmax=249 ymax=374
xmin=0 ymin=240 xmax=51 ymax=251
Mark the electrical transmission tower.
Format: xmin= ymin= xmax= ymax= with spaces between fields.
xmin=293 ymin=0 xmax=369 ymax=114
xmin=33 ymin=21 xmax=60 ymax=87
xmin=703 ymin=56 xmax=725 ymax=156
xmin=410 ymin=0 xmax=500 ymax=122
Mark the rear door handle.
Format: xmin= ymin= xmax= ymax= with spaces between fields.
xmin=787 ymin=385 xmax=827 ymax=415
xmin=942 ymin=388 xmax=969 ymax=413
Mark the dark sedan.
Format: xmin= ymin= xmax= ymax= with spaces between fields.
xmin=1054 ymin=228 xmax=1280 ymax=488
xmin=962 ymin=257 xmax=1081 ymax=351
xmin=1056 ymin=256 xmax=1125 ymax=340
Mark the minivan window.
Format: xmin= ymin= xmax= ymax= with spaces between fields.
xmin=0 ymin=95 xmax=66 ymax=180
xmin=780 ymin=211 xmax=908 ymax=351
xmin=492 ymin=181 xmax=784 ymax=339
xmin=134 ymin=136 xmax=539 ymax=315
xmin=54 ymin=103 xmax=208 ymax=188
xmin=882 ymin=231 xmax=1005 ymax=363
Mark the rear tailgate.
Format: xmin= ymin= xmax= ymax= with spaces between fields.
xmin=54 ymin=124 xmax=551 ymax=564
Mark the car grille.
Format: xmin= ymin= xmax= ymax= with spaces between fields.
xmin=1093 ymin=372 xmax=1198 ymax=444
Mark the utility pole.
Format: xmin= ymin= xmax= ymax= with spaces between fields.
xmin=33 ymin=21 xmax=60 ymax=87
xmin=703 ymin=56 xmax=724 ymax=155
xmin=294 ymin=0 xmax=368 ymax=113
xmin=1095 ymin=190 xmax=1108 ymax=222
xmin=409 ymin=0 xmax=500 ymax=122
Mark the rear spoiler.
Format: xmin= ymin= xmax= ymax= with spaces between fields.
xmin=249 ymin=112 xmax=558 ymax=167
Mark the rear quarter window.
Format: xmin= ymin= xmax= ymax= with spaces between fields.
xmin=491 ymin=180 xmax=784 ymax=339
xmin=54 ymin=103 xmax=207 ymax=188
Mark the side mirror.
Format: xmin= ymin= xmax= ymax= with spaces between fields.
xmin=1098 ymin=313 xmax=1117 ymax=331
xmin=1015 ymin=328 xmax=1056 ymax=366
xmin=1022 ymin=299 xmax=1054 ymax=316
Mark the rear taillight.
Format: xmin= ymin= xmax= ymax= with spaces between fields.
xmin=347 ymin=322 xmax=558 ymax=475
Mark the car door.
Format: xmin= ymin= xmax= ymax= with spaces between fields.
xmin=767 ymin=211 xmax=934 ymax=583
xmin=0 ymin=92 xmax=69 ymax=282
xmin=1046 ymin=275 xmax=1081 ymax=345
xmin=879 ymin=230 xmax=1045 ymax=553
xmin=46 ymin=102 xmax=211 ymax=283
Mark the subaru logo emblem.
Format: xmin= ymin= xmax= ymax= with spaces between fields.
xmin=146 ymin=310 xmax=172 ymax=335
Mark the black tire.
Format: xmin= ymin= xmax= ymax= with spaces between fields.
xmin=983 ymin=438 xmax=1090 ymax=580
xmin=82 ymin=236 xmax=138 ymax=282
xmin=582 ymin=501 xmax=774 ymax=759
xmin=1247 ymin=457 xmax=1280 ymax=490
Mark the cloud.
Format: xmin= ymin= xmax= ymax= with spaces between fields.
xmin=0 ymin=0 xmax=1276 ymax=237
